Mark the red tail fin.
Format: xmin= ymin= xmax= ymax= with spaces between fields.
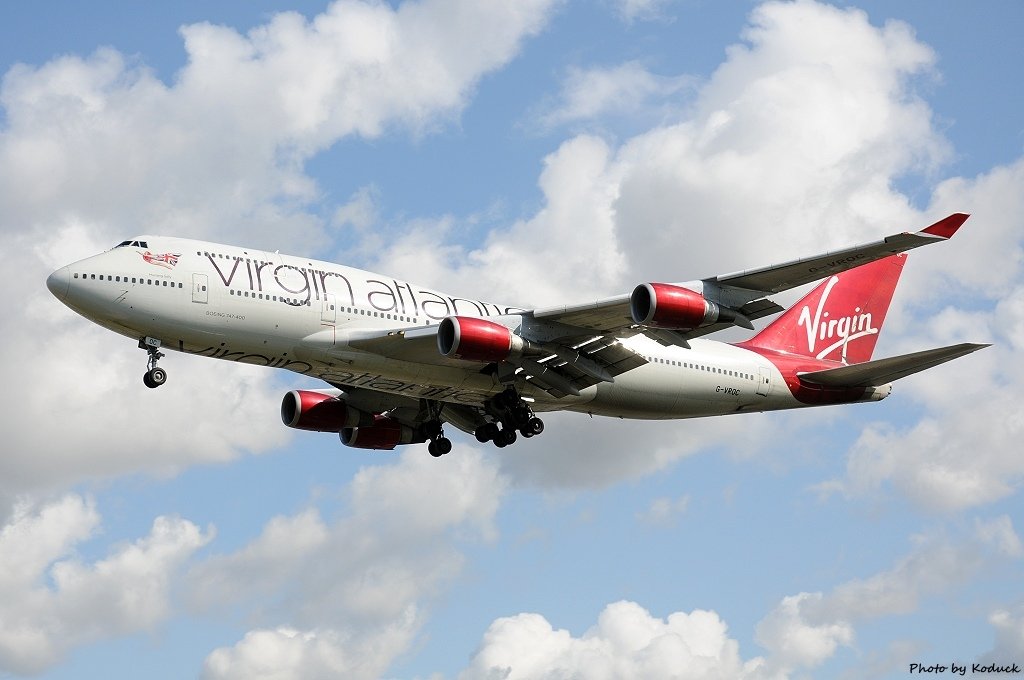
xmin=742 ymin=254 xmax=906 ymax=364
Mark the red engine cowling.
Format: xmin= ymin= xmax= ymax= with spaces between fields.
xmin=281 ymin=390 xmax=372 ymax=432
xmin=630 ymin=283 xmax=721 ymax=330
xmin=340 ymin=415 xmax=426 ymax=450
xmin=438 ymin=316 xmax=524 ymax=362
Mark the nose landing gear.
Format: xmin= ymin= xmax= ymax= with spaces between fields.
xmin=139 ymin=337 xmax=167 ymax=388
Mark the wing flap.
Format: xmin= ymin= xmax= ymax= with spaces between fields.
xmin=798 ymin=342 xmax=989 ymax=387
xmin=524 ymin=337 xmax=647 ymax=398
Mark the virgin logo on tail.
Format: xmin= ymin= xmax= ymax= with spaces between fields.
xmin=797 ymin=276 xmax=878 ymax=361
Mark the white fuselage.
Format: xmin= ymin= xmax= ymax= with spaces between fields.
xmin=47 ymin=236 xmax=862 ymax=420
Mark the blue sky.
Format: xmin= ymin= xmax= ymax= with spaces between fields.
xmin=2 ymin=1 xmax=1023 ymax=678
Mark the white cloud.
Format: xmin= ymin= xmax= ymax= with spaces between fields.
xmin=754 ymin=517 xmax=1021 ymax=674
xmin=460 ymin=600 xmax=766 ymax=680
xmin=636 ymin=494 xmax=690 ymax=526
xmin=460 ymin=518 xmax=1022 ymax=679
xmin=829 ymin=303 xmax=1017 ymax=512
xmin=203 ymin=622 xmax=417 ymax=680
xmin=537 ymin=61 xmax=694 ymax=128
xmin=0 ymin=0 xmax=558 ymax=245
xmin=367 ymin=133 xmax=626 ymax=306
xmin=0 ymin=494 xmax=211 ymax=675
xmin=612 ymin=0 xmax=676 ymax=24
xmin=193 ymin=447 xmax=506 ymax=679
xmin=975 ymin=516 xmax=1024 ymax=558
xmin=980 ymin=607 xmax=1024 ymax=665
xmin=755 ymin=593 xmax=854 ymax=670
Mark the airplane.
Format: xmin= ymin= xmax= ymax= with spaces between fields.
xmin=46 ymin=214 xmax=987 ymax=457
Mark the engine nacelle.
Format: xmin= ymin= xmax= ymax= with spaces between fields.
xmin=438 ymin=316 xmax=525 ymax=362
xmin=281 ymin=390 xmax=373 ymax=432
xmin=340 ymin=415 xmax=426 ymax=450
xmin=630 ymin=283 xmax=722 ymax=330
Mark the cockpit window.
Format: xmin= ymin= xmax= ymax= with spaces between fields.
xmin=114 ymin=240 xmax=149 ymax=248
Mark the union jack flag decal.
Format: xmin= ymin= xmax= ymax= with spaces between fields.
xmin=140 ymin=251 xmax=181 ymax=269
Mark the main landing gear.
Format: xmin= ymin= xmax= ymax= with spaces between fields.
xmin=474 ymin=387 xmax=544 ymax=449
xmin=423 ymin=419 xmax=453 ymax=458
xmin=139 ymin=337 xmax=167 ymax=389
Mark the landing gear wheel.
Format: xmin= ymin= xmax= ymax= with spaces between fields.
xmin=495 ymin=428 xmax=517 ymax=448
xmin=520 ymin=417 xmax=542 ymax=438
xmin=428 ymin=436 xmax=452 ymax=457
xmin=143 ymin=367 xmax=166 ymax=389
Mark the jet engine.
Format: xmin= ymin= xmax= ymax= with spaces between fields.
xmin=630 ymin=283 xmax=726 ymax=330
xmin=281 ymin=390 xmax=373 ymax=432
xmin=340 ymin=415 xmax=427 ymax=450
xmin=438 ymin=316 xmax=525 ymax=362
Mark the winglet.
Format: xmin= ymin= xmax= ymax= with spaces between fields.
xmin=920 ymin=213 xmax=969 ymax=239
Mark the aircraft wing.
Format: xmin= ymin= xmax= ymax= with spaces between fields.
xmin=339 ymin=324 xmax=646 ymax=398
xmin=709 ymin=213 xmax=969 ymax=293
xmin=798 ymin=342 xmax=989 ymax=387
xmin=530 ymin=213 xmax=969 ymax=335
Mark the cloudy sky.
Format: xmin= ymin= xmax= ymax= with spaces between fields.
xmin=2 ymin=0 xmax=1023 ymax=678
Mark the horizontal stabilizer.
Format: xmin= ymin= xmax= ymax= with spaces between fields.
xmin=798 ymin=342 xmax=989 ymax=387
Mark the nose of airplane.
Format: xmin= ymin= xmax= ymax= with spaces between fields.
xmin=47 ymin=266 xmax=71 ymax=301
